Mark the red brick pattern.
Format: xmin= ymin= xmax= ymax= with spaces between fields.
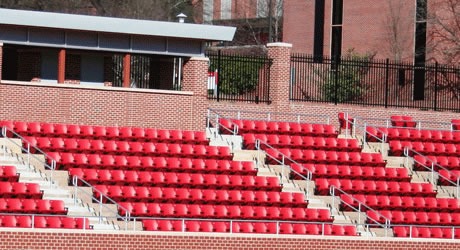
xmin=0 ymin=230 xmax=459 ymax=250
xmin=0 ymin=82 xmax=202 ymax=131
xmin=17 ymin=51 xmax=41 ymax=81
xmin=182 ymin=57 xmax=209 ymax=131
xmin=283 ymin=0 xmax=416 ymax=60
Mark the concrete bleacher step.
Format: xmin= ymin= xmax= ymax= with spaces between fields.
xmin=207 ymin=127 xmax=242 ymax=152
xmin=1 ymin=144 xmax=119 ymax=230
xmin=436 ymin=185 xmax=458 ymax=198
xmin=0 ymin=138 xmax=23 ymax=154
xmin=232 ymin=149 xmax=262 ymax=162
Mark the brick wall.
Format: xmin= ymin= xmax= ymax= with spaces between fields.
xmin=282 ymin=0 xmax=417 ymax=60
xmin=65 ymin=53 xmax=81 ymax=83
xmin=182 ymin=57 xmax=209 ymax=130
xmin=0 ymin=82 xmax=204 ymax=131
xmin=0 ymin=230 xmax=459 ymax=250
xmin=17 ymin=51 xmax=41 ymax=81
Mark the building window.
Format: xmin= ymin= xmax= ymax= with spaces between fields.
xmin=330 ymin=0 xmax=343 ymax=58
xmin=313 ymin=0 xmax=325 ymax=58
xmin=414 ymin=0 xmax=427 ymax=64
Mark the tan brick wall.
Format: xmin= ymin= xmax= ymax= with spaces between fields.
xmin=0 ymin=230 xmax=459 ymax=250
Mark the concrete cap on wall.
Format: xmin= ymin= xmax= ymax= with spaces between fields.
xmin=267 ymin=42 xmax=293 ymax=48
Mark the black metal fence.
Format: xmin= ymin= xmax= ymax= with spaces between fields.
xmin=206 ymin=50 xmax=272 ymax=103
xmin=290 ymin=54 xmax=460 ymax=112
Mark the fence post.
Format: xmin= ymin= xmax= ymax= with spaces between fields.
xmin=434 ymin=62 xmax=438 ymax=111
xmin=385 ymin=59 xmax=389 ymax=108
xmin=333 ymin=55 xmax=339 ymax=105
xmin=217 ymin=50 xmax=221 ymax=102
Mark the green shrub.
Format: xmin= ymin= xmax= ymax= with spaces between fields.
xmin=209 ymin=55 xmax=267 ymax=95
xmin=322 ymin=49 xmax=374 ymax=102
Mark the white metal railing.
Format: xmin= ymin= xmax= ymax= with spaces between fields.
xmin=254 ymin=139 xmax=312 ymax=199
xmin=208 ymin=108 xmax=331 ymax=124
xmin=329 ymin=185 xmax=391 ymax=237
xmin=207 ymin=109 xmax=239 ymax=136
xmin=404 ymin=148 xmax=460 ymax=199
xmin=0 ymin=212 xmax=92 ymax=230
xmin=72 ymin=176 xmax=131 ymax=230
xmin=1 ymin=126 xmax=56 ymax=186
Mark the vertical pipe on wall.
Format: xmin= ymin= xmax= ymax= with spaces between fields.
xmin=123 ymin=53 xmax=131 ymax=87
xmin=57 ymin=48 xmax=66 ymax=84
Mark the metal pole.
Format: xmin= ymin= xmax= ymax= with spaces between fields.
xmin=217 ymin=50 xmax=221 ymax=102
xmin=385 ymin=58 xmax=389 ymax=108
xmin=434 ymin=62 xmax=438 ymax=111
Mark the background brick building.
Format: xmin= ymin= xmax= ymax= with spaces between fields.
xmin=283 ymin=0 xmax=459 ymax=64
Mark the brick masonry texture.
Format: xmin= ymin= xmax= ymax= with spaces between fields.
xmin=1 ymin=43 xmax=460 ymax=248
xmin=0 ymin=82 xmax=200 ymax=131
xmin=0 ymin=230 xmax=460 ymax=250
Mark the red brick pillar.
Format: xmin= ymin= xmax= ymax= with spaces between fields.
xmin=57 ymin=49 xmax=66 ymax=83
xmin=0 ymin=43 xmax=3 ymax=82
xmin=123 ymin=53 xmax=131 ymax=87
xmin=182 ymin=57 xmax=209 ymax=131
xmin=267 ymin=43 xmax=292 ymax=114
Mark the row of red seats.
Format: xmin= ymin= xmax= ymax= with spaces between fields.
xmin=315 ymin=178 xmax=436 ymax=196
xmin=219 ymin=119 xmax=338 ymax=137
xmin=389 ymin=140 xmax=460 ymax=157
xmin=452 ymin=119 xmax=460 ymax=131
xmin=0 ymin=198 xmax=67 ymax=214
xmin=242 ymin=133 xmax=361 ymax=151
xmin=390 ymin=115 xmax=417 ymax=128
xmin=393 ymin=226 xmax=460 ymax=239
xmin=0 ymin=120 xmax=208 ymax=145
xmin=0 ymin=215 xmax=90 ymax=229
xmin=366 ymin=127 xmax=460 ymax=143
xmin=266 ymin=148 xmax=385 ymax=167
xmin=367 ymin=210 xmax=460 ymax=226
xmin=93 ymin=185 xmax=306 ymax=207
xmin=0 ymin=182 xmax=42 ymax=199
xmin=48 ymin=152 xmax=256 ymax=175
xmin=24 ymin=136 xmax=231 ymax=160
xmin=143 ymin=219 xmax=357 ymax=236
xmin=338 ymin=113 xmax=354 ymax=130
xmin=290 ymin=164 xmax=410 ymax=182
xmin=0 ymin=166 xmax=19 ymax=182
xmin=340 ymin=194 xmax=460 ymax=212
xmin=70 ymin=168 xmax=281 ymax=191
xmin=413 ymin=155 xmax=460 ymax=171
xmin=120 ymin=202 xmax=332 ymax=221
xmin=438 ymin=170 xmax=460 ymax=186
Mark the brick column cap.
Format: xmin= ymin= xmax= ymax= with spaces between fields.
xmin=189 ymin=57 xmax=209 ymax=62
xmin=267 ymin=42 xmax=292 ymax=48
xmin=0 ymin=42 xmax=3 ymax=46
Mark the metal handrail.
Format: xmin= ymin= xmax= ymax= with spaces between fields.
xmin=254 ymin=139 xmax=312 ymax=199
xmin=209 ymin=108 xmax=331 ymax=124
xmin=329 ymin=185 xmax=391 ymax=237
xmin=72 ymin=176 xmax=131 ymax=230
xmin=1 ymin=126 xmax=56 ymax=186
xmin=354 ymin=116 xmax=453 ymax=131
xmin=404 ymin=148 xmax=460 ymax=198
xmin=207 ymin=109 xmax=239 ymax=136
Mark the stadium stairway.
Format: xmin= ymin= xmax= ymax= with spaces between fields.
xmin=207 ymin=126 xmax=370 ymax=237
xmin=0 ymin=137 xmax=118 ymax=230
